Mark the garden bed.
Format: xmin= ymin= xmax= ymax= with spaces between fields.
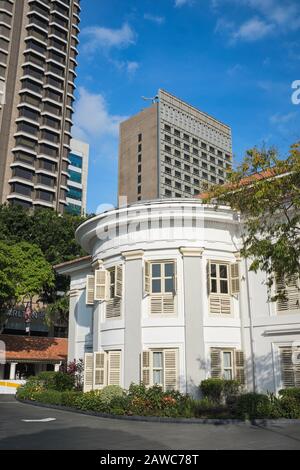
xmin=16 ymin=372 xmax=300 ymax=421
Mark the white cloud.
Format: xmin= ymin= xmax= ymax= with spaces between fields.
xmin=214 ymin=0 xmax=300 ymax=43
xmin=144 ymin=14 xmax=165 ymax=24
xmin=270 ymin=112 xmax=297 ymax=124
xmin=126 ymin=61 xmax=139 ymax=74
xmin=81 ymin=23 xmax=136 ymax=52
xmin=73 ymin=87 xmax=127 ymax=148
xmin=226 ymin=64 xmax=243 ymax=76
xmin=175 ymin=0 xmax=192 ymax=7
xmin=232 ymin=17 xmax=274 ymax=42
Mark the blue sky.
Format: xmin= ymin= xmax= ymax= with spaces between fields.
xmin=73 ymin=0 xmax=300 ymax=214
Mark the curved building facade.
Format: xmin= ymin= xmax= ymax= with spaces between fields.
xmin=56 ymin=199 xmax=300 ymax=396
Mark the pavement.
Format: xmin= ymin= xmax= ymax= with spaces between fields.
xmin=0 ymin=395 xmax=300 ymax=450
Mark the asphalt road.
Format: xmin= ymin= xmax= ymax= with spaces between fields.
xmin=1 ymin=395 xmax=300 ymax=450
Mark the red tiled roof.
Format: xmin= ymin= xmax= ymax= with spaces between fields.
xmin=196 ymin=168 xmax=285 ymax=200
xmin=0 ymin=335 xmax=68 ymax=362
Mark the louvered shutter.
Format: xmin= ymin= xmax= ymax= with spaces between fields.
xmin=210 ymin=294 xmax=231 ymax=315
xmin=86 ymin=275 xmax=95 ymax=305
xmin=144 ymin=261 xmax=151 ymax=295
xmin=277 ymin=276 xmax=300 ymax=312
xmin=141 ymin=351 xmax=151 ymax=386
xmin=164 ymin=349 xmax=178 ymax=391
xmin=294 ymin=349 xmax=300 ymax=387
xmin=83 ymin=353 xmax=94 ymax=392
xmin=235 ymin=350 xmax=245 ymax=385
xmin=150 ymin=295 xmax=163 ymax=315
xmin=230 ymin=263 xmax=240 ymax=294
xmin=94 ymin=270 xmax=108 ymax=301
xmin=163 ymin=294 xmax=175 ymax=315
xmin=280 ymin=347 xmax=295 ymax=387
xmin=108 ymin=351 xmax=121 ymax=386
xmin=150 ymin=295 xmax=175 ymax=315
xmin=115 ymin=265 xmax=123 ymax=298
xmin=94 ymin=352 xmax=106 ymax=389
xmin=210 ymin=348 xmax=222 ymax=378
xmin=207 ymin=261 xmax=211 ymax=295
xmin=106 ymin=298 xmax=122 ymax=319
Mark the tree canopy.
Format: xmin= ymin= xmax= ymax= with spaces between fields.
xmin=0 ymin=205 xmax=87 ymax=326
xmin=206 ymin=142 xmax=300 ymax=288
xmin=0 ymin=241 xmax=54 ymax=314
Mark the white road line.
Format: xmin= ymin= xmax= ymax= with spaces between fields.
xmin=22 ymin=418 xmax=57 ymax=423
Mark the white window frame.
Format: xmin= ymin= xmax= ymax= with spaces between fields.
xmin=221 ymin=349 xmax=234 ymax=380
xmin=209 ymin=261 xmax=230 ymax=295
xmin=150 ymin=261 xmax=176 ymax=295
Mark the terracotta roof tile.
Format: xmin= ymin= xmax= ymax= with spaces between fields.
xmin=54 ymin=255 xmax=92 ymax=270
xmin=0 ymin=335 xmax=68 ymax=362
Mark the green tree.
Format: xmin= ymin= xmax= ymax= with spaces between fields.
xmin=0 ymin=241 xmax=54 ymax=330
xmin=205 ymin=142 xmax=300 ymax=289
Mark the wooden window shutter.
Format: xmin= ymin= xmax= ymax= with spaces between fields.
xmin=94 ymin=352 xmax=107 ymax=389
xmin=210 ymin=295 xmax=231 ymax=315
xmin=94 ymin=269 xmax=108 ymax=301
xmin=235 ymin=350 xmax=245 ymax=385
xmin=280 ymin=347 xmax=295 ymax=387
xmin=150 ymin=294 xmax=175 ymax=316
xmin=207 ymin=261 xmax=211 ymax=295
xmin=294 ymin=349 xmax=300 ymax=388
xmin=277 ymin=276 xmax=300 ymax=312
xmin=164 ymin=349 xmax=178 ymax=391
xmin=230 ymin=263 xmax=240 ymax=294
xmin=106 ymin=298 xmax=121 ymax=319
xmin=86 ymin=275 xmax=95 ymax=305
xmin=108 ymin=351 xmax=121 ymax=386
xmin=83 ymin=353 xmax=94 ymax=392
xmin=141 ymin=351 xmax=151 ymax=386
xmin=163 ymin=294 xmax=175 ymax=315
xmin=115 ymin=265 xmax=123 ymax=298
xmin=210 ymin=348 xmax=222 ymax=378
xmin=144 ymin=261 xmax=151 ymax=295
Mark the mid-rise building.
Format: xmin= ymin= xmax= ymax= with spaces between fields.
xmin=55 ymin=199 xmax=300 ymax=396
xmin=66 ymin=138 xmax=89 ymax=216
xmin=119 ymin=89 xmax=233 ymax=204
xmin=0 ymin=0 xmax=81 ymax=213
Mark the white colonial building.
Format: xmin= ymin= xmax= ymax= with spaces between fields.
xmin=55 ymin=199 xmax=300 ymax=396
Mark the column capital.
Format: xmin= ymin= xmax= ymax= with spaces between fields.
xmin=122 ymin=250 xmax=144 ymax=261
xmin=180 ymin=247 xmax=205 ymax=258
xmin=92 ymin=259 xmax=103 ymax=270
xmin=233 ymin=251 xmax=242 ymax=262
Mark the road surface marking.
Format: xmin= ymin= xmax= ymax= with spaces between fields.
xmin=22 ymin=418 xmax=57 ymax=423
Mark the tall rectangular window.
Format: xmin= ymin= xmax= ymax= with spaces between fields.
xmin=210 ymin=263 xmax=229 ymax=294
xmin=151 ymin=262 xmax=175 ymax=294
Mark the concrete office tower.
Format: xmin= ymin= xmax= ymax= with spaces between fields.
xmin=119 ymin=89 xmax=233 ymax=204
xmin=66 ymin=138 xmax=89 ymax=216
xmin=0 ymin=0 xmax=81 ymax=213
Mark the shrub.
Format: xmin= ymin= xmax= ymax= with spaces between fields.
xmin=278 ymin=396 xmax=300 ymax=419
xmin=200 ymin=379 xmax=242 ymax=405
xmin=61 ymin=391 xmax=83 ymax=408
xmin=279 ymin=388 xmax=300 ymax=402
xmin=200 ymin=379 xmax=224 ymax=403
xmin=236 ymin=393 xmax=272 ymax=419
xmin=32 ymin=390 xmax=63 ymax=405
xmin=17 ymin=376 xmax=45 ymax=400
xmin=60 ymin=359 xmax=84 ymax=391
xmin=35 ymin=371 xmax=75 ymax=391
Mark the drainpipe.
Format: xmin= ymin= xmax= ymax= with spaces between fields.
xmin=244 ymin=255 xmax=257 ymax=392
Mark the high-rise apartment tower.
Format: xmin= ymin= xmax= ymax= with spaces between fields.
xmin=0 ymin=0 xmax=80 ymax=212
xmin=119 ymin=89 xmax=233 ymax=204
xmin=66 ymin=138 xmax=89 ymax=216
